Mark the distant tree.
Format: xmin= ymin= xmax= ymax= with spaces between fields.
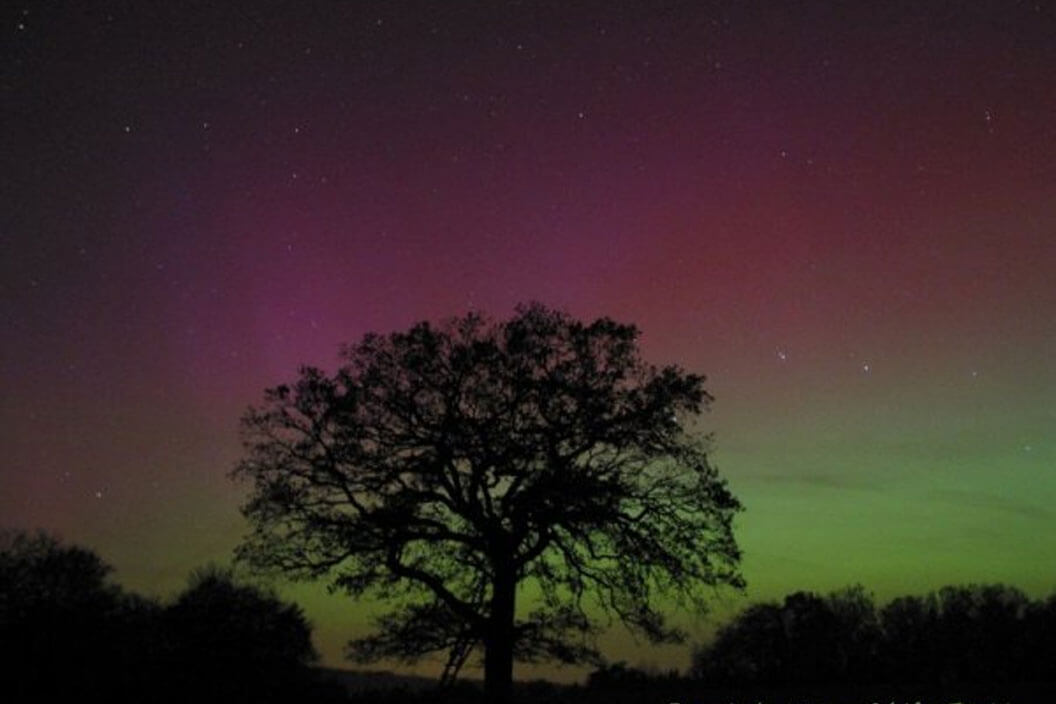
xmin=692 ymin=586 xmax=881 ymax=687
xmin=1026 ymin=592 xmax=1056 ymax=681
xmin=877 ymin=593 xmax=938 ymax=683
xmin=780 ymin=590 xmax=847 ymax=683
xmin=0 ymin=532 xmax=340 ymax=702
xmin=231 ymin=303 xmax=744 ymax=703
xmin=927 ymin=584 xmax=1031 ymax=684
xmin=823 ymin=585 xmax=881 ymax=682
xmin=695 ymin=582 xmax=1056 ymax=696
xmin=166 ymin=566 xmax=318 ymax=702
xmin=0 ymin=530 xmax=127 ymax=699
xmin=0 ymin=529 xmax=119 ymax=616
xmin=970 ymin=584 xmax=1031 ymax=681
xmin=692 ymin=601 xmax=787 ymax=685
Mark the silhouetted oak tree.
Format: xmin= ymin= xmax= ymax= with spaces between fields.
xmin=232 ymin=303 xmax=744 ymax=703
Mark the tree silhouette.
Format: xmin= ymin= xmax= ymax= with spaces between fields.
xmin=692 ymin=582 xmax=1056 ymax=700
xmin=1026 ymin=592 xmax=1056 ymax=683
xmin=166 ymin=566 xmax=318 ymax=702
xmin=231 ymin=303 xmax=744 ymax=703
xmin=822 ymin=585 xmax=881 ymax=682
xmin=877 ymin=593 xmax=938 ymax=683
xmin=692 ymin=601 xmax=787 ymax=685
xmin=0 ymin=533 xmax=336 ymax=703
xmin=0 ymin=530 xmax=137 ymax=700
xmin=693 ymin=586 xmax=883 ymax=687
xmin=929 ymin=584 xmax=1031 ymax=684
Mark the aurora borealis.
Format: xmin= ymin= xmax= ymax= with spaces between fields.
xmin=3 ymin=0 xmax=1055 ymax=681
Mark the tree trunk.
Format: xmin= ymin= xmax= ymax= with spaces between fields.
xmin=483 ymin=567 xmax=516 ymax=704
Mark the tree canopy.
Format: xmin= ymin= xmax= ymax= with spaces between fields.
xmin=232 ymin=303 xmax=744 ymax=702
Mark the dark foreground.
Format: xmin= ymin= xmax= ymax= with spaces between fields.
xmin=7 ymin=666 xmax=1056 ymax=704
xmin=317 ymin=670 xmax=1056 ymax=704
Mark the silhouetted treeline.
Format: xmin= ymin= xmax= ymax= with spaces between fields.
xmin=690 ymin=583 xmax=1056 ymax=691
xmin=0 ymin=531 xmax=346 ymax=703
xmin=5 ymin=530 xmax=1055 ymax=703
xmin=534 ymin=586 xmax=1056 ymax=704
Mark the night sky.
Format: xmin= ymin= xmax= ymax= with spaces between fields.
xmin=3 ymin=0 xmax=1055 ymax=681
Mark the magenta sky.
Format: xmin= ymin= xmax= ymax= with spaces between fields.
xmin=3 ymin=0 xmax=1055 ymax=679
